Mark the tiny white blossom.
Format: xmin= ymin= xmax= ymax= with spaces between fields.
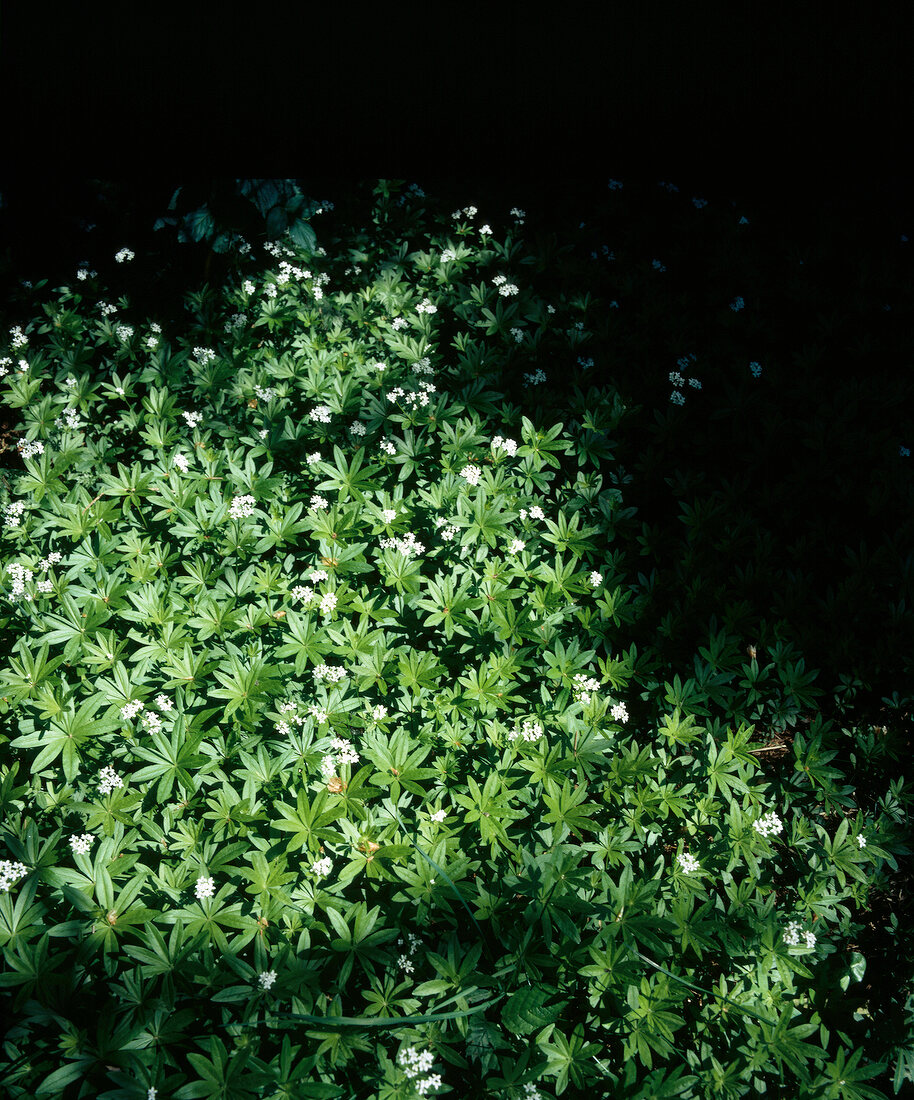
xmin=229 ymin=495 xmax=256 ymax=519
xmin=611 ymin=702 xmax=629 ymax=723
xmin=857 ymin=834 xmax=867 ymax=849
xmin=155 ymin=694 xmax=173 ymax=711
xmin=589 ymin=571 xmax=602 ymax=586
xmin=98 ymin=766 xmax=123 ymax=794
xmin=460 ymin=464 xmax=481 ymax=486
xmin=382 ymin=509 xmax=397 ymax=523
xmin=0 ymin=859 xmax=28 ymax=893
xmin=114 ymin=248 xmax=135 ymax=263
xmin=319 ymin=592 xmax=337 ymax=615
xmin=430 ymin=808 xmax=447 ymax=822
xmin=508 ymin=539 xmax=525 ymax=554
xmin=69 ymin=834 xmax=94 ymax=855
xmin=195 ymin=875 xmax=215 ymax=900
xmin=310 ymin=405 xmax=332 ymax=423
xmin=677 ymin=852 xmax=700 ymax=874
xmin=311 ymin=856 xmax=332 ymax=877
xmin=258 ymin=970 xmax=277 ymax=990
xmin=753 ymin=811 xmax=784 ymax=839
xmin=310 ymin=494 xmax=329 ymax=510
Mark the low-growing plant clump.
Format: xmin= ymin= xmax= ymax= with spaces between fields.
xmin=0 ymin=178 xmax=912 ymax=1098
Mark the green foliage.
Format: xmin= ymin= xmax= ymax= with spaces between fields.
xmin=0 ymin=178 xmax=911 ymax=1099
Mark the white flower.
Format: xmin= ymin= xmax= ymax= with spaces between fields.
xmin=611 ymin=702 xmax=629 ymax=723
xmin=310 ymin=405 xmax=332 ymax=423
xmin=430 ymin=809 xmax=447 ymax=822
xmin=677 ymin=852 xmax=700 ymax=874
xmin=319 ymin=592 xmax=337 ymax=615
xmin=0 ymin=859 xmax=28 ymax=893
xmin=749 ymin=361 xmax=763 ymax=378
xmin=460 ymin=464 xmax=481 ymax=486
xmin=3 ymin=501 xmax=26 ymax=529
xmin=69 ymin=834 xmax=94 ymax=855
xmin=753 ymin=811 xmax=783 ymax=839
xmin=730 ymin=296 xmax=745 ymax=311
xmin=310 ymin=494 xmax=329 ymax=510
xmin=310 ymin=569 xmax=328 ymax=583
xmin=480 ymin=224 xmax=492 ymax=235
xmin=114 ymin=248 xmax=135 ymax=263
xmin=669 ymin=371 xmax=685 ymax=387
xmin=183 ymin=410 xmax=203 ymax=428
xmin=19 ymin=440 xmax=43 ymax=459
xmin=573 ymin=674 xmax=601 ymax=705
xmin=291 ymin=585 xmax=313 ymax=603
xmin=508 ymin=720 xmax=544 ymax=743
xmin=147 ymin=1089 xmax=158 ymax=1100
xmin=380 ymin=440 xmax=396 ymax=456
xmin=258 ymin=970 xmax=277 ymax=990
xmin=508 ymin=539 xmax=525 ymax=554
xmin=195 ymin=875 xmax=215 ymax=900
xmin=589 ymin=571 xmax=602 ymax=586
xmin=155 ymin=694 xmax=173 ymax=711
xmin=529 ymin=505 xmax=545 ymax=521
xmin=857 ymin=835 xmax=867 ymax=849
xmin=121 ymin=699 xmax=144 ymax=721
xmin=416 ymin=298 xmax=438 ymax=315
xmin=371 ymin=704 xmax=388 ymax=721
xmin=311 ymin=856 xmax=332 ymax=877
xmin=670 ymin=391 xmax=686 ymax=406
xmin=783 ymin=920 xmax=816 ymax=949
xmin=229 ymin=495 xmax=256 ymax=519
xmin=381 ymin=508 xmax=397 ymax=524
xmin=98 ymin=766 xmax=123 ymax=794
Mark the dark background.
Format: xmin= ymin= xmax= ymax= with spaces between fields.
xmin=1 ymin=7 xmax=911 ymax=287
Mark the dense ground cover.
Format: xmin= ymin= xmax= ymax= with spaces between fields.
xmin=0 ymin=178 xmax=912 ymax=1098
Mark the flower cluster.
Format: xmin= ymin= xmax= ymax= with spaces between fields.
xmin=0 ymin=859 xmax=28 ymax=892
xmin=573 ymin=674 xmax=601 ymax=704
xmin=523 ymin=368 xmax=546 ymax=386
xmin=173 ymin=453 xmax=190 ymax=473
xmin=379 ymin=531 xmax=425 ymax=557
xmin=195 ymin=876 xmax=215 ymax=900
xmin=508 ymin=719 xmax=544 ymax=743
xmin=519 ymin=505 xmax=545 ymax=522
xmin=9 ymin=325 xmax=28 ymax=349
xmin=311 ymin=855 xmax=332 ymax=877
xmin=749 ymin=361 xmax=763 ymax=378
xmin=386 ymin=381 xmax=437 ymax=409
xmin=397 ymin=931 xmax=422 ymax=973
xmin=183 ymin=410 xmax=203 ymax=429
xmin=319 ymin=737 xmax=359 ymax=777
xmin=783 ymin=920 xmax=816 ymax=949
xmin=491 ymin=435 xmax=518 ymax=456
xmin=114 ymin=248 xmax=135 ymax=263
xmin=19 ymin=439 xmax=43 ymax=459
xmin=460 ymin=464 xmax=481 ymax=486
xmin=258 ymin=970 xmax=277 ymax=990
xmin=753 ymin=811 xmax=783 ymax=839
xmin=610 ymin=701 xmax=629 ymax=723
xmin=310 ymin=405 xmax=332 ymax=423
xmin=6 ymin=562 xmax=33 ymax=600
xmin=397 ymin=1046 xmax=441 ymax=1095
xmin=313 ymin=664 xmax=348 ymax=684
xmin=98 ymin=766 xmax=123 ymax=794
xmin=416 ymin=298 xmax=437 ymax=315
xmin=730 ymin=296 xmax=745 ymax=312
xmin=4 ymin=501 xmax=25 ymax=529
xmin=121 ymin=700 xmax=144 ymax=720
xmin=69 ymin=834 xmax=94 ymax=855
xmin=229 ymin=495 xmax=256 ymax=519
xmin=677 ymin=852 xmax=700 ymax=874
xmin=589 ymin=571 xmax=602 ymax=586
xmin=507 ymin=539 xmax=525 ymax=554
